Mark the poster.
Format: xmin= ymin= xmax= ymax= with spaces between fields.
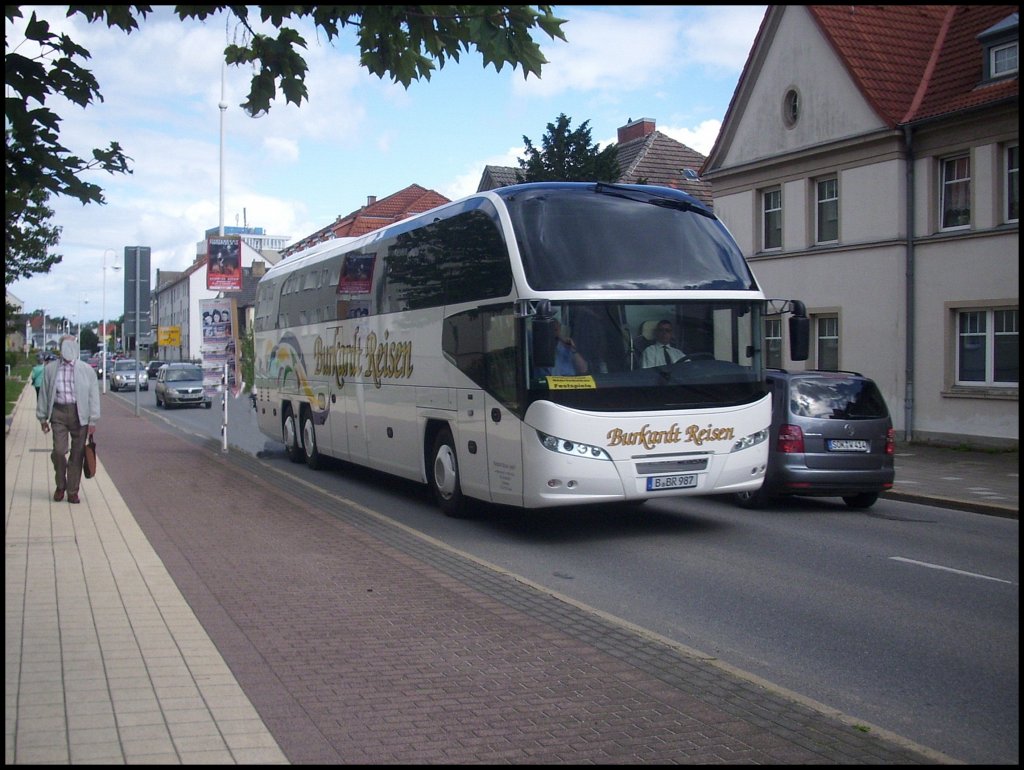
xmin=337 ymin=252 xmax=375 ymax=295
xmin=200 ymin=298 xmax=240 ymax=396
xmin=206 ymin=236 xmax=243 ymax=291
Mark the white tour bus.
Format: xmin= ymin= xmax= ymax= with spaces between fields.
xmin=253 ymin=182 xmax=808 ymax=516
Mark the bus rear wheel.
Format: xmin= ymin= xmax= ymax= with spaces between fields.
xmin=283 ymin=407 xmax=304 ymax=464
xmin=301 ymin=408 xmax=323 ymax=470
xmin=430 ymin=427 xmax=469 ymax=518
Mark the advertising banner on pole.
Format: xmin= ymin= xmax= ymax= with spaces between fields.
xmin=206 ymin=236 xmax=242 ymax=291
xmin=199 ymin=298 xmax=240 ymax=396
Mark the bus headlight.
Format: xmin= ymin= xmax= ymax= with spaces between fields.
xmin=537 ymin=431 xmax=612 ymax=461
xmin=730 ymin=428 xmax=769 ymax=453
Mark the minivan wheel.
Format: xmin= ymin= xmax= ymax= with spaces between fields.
xmin=734 ymin=487 xmax=772 ymax=509
xmin=843 ymin=492 xmax=879 ymax=509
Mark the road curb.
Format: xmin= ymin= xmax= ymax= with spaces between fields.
xmin=883 ymin=490 xmax=1018 ymax=519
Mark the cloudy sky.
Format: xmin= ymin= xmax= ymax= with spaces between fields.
xmin=8 ymin=5 xmax=766 ymax=325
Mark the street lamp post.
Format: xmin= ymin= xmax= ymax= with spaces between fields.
xmin=102 ymin=249 xmax=120 ymax=394
xmin=77 ymin=296 xmax=89 ymax=350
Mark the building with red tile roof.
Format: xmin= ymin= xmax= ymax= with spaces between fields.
xmin=478 ymin=118 xmax=712 ymax=206
xmin=281 ymin=184 xmax=450 ymax=258
xmin=703 ymin=5 xmax=1018 ymax=449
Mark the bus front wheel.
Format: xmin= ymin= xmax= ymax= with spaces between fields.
xmin=283 ymin=407 xmax=304 ymax=464
xmin=430 ymin=427 xmax=469 ymax=518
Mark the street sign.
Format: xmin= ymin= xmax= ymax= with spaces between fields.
xmin=157 ymin=326 xmax=181 ymax=346
xmin=123 ymin=246 xmax=152 ymax=336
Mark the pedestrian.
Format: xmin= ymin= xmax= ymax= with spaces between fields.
xmin=36 ymin=335 xmax=100 ymax=504
xmin=30 ymin=355 xmax=45 ymax=398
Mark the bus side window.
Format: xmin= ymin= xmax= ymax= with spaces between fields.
xmin=483 ymin=308 xmax=519 ymax=411
xmin=443 ymin=306 xmax=520 ymax=413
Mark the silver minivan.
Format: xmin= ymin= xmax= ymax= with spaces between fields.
xmin=735 ymin=369 xmax=895 ymax=509
xmin=154 ymin=363 xmax=212 ymax=409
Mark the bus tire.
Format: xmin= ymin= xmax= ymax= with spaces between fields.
xmin=283 ymin=406 xmax=304 ymax=464
xmin=430 ymin=427 xmax=469 ymax=518
xmin=301 ymin=408 xmax=323 ymax=470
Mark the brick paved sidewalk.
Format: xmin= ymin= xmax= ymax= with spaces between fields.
xmin=5 ymin=387 xmax=287 ymax=764
xmin=8 ymin=387 xmax=957 ymax=763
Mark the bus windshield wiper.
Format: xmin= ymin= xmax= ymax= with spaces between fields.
xmin=593 ymin=182 xmax=714 ymax=218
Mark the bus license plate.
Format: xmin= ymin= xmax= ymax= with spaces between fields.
xmin=647 ymin=474 xmax=697 ymax=491
xmin=827 ymin=439 xmax=869 ymax=452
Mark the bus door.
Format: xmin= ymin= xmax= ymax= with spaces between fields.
xmin=483 ymin=394 xmax=524 ymax=507
xmin=481 ymin=313 xmax=524 ymax=506
xmin=455 ymin=389 xmax=489 ymax=501
xmin=443 ymin=305 xmax=525 ymax=505
xmin=343 ymin=382 xmax=368 ymax=464
xmin=326 ymin=385 xmax=349 ymax=460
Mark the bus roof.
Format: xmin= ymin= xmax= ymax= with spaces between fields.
xmin=263 ymin=182 xmax=718 ymax=282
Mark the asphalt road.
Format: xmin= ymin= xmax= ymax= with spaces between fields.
xmin=112 ymin=388 xmax=1020 ymax=764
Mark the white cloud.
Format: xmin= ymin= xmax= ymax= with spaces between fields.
xmin=682 ymin=6 xmax=767 ymax=71
xmin=512 ymin=6 xmax=764 ymax=101
xmin=8 ymin=6 xmax=760 ymax=320
xmin=657 ymin=119 xmax=723 ymax=156
xmin=514 ymin=7 xmax=682 ymax=99
xmin=442 ymin=146 xmax=523 ymax=202
xmin=262 ymin=137 xmax=300 ymax=163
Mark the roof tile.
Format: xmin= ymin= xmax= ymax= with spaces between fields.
xmin=809 ymin=5 xmax=1018 ymax=125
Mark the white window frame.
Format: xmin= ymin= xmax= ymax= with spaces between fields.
xmin=764 ymin=317 xmax=783 ymax=369
xmin=814 ymin=314 xmax=839 ymax=371
xmin=762 ymin=187 xmax=782 ymax=251
xmin=991 ymin=40 xmax=1018 ymax=77
xmin=940 ymin=155 xmax=971 ymax=230
xmin=955 ymin=308 xmax=1019 ymax=387
xmin=815 ymin=177 xmax=839 ymax=244
xmin=1006 ymin=144 xmax=1019 ymax=224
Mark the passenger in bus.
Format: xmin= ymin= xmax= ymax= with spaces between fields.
xmin=641 ymin=320 xmax=686 ymax=367
xmin=535 ymin=321 xmax=589 ymax=377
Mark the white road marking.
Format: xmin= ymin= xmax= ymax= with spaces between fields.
xmin=889 ymin=557 xmax=1014 ymax=585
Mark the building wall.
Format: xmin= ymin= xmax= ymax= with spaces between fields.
xmin=707 ymin=6 xmax=1018 ymax=448
xmin=726 ymin=8 xmax=885 ymax=167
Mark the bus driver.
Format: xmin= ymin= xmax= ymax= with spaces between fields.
xmin=641 ymin=320 xmax=686 ymax=367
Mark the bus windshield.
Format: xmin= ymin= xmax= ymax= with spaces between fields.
xmin=524 ymin=300 xmax=765 ymax=411
xmin=443 ymin=298 xmax=766 ymax=417
xmin=500 ymin=185 xmax=757 ymax=291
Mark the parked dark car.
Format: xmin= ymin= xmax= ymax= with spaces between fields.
xmin=146 ymin=360 xmax=167 ymax=379
xmin=734 ymin=369 xmax=895 ymax=509
xmin=91 ymin=352 xmax=118 ymax=380
xmin=154 ymin=363 xmax=211 ymax=409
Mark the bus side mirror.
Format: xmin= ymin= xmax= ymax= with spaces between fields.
xmin=532 ymin=318 xmax=557 ymax=368
xmin=789 ymin=315 xmax=810 ymax=361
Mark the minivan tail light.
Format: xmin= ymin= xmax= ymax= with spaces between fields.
xmin=777 ymin=424 xmax=804 ymax=453
xmin=885 ymin=427 xmax=895 ymax=455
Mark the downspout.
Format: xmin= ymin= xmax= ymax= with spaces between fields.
xmin=902 ymin=124 xmax=915 ymax=442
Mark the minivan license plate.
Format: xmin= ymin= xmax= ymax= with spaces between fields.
xmin=647 ymin=474 xmax=697 ymax=491
xmin=828 ymin=439 xmax=869 ymax=452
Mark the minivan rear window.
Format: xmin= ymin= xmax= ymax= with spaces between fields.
xmin=790 ymin=377 xmax=888 ymax=419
